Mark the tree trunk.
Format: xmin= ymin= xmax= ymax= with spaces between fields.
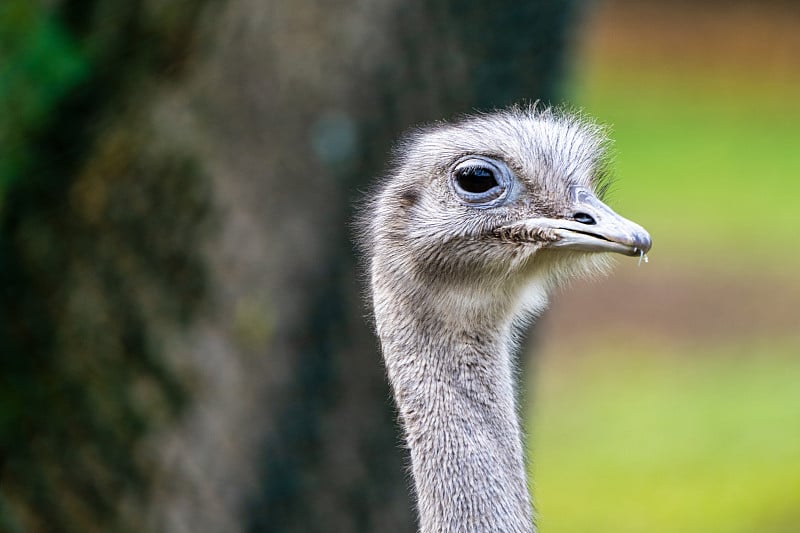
xmin=0 ymin=1 xmax=579 ymax=531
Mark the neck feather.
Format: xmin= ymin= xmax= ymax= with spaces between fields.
xmin=376 ymin=292 xmax=534 ymax=533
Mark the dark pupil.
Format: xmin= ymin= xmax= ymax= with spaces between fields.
xmin=456 ymin=167 xmax=498 ymax=193
xmin=573 ymin=212 xmax=596 ymax=225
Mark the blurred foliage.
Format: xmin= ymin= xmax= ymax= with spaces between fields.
xmin=0 ymin=1 xmax=212 ymax=531
xmin=531 ymin=2 xmax=800 ymax=531
xmin=0 ymin=2 xmax=87 ymax=197
xmin=572 ymin=68 xmax=800 ymax=270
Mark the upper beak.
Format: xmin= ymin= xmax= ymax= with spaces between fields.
xmin=500 ymin=187 xmax=652 ymax=257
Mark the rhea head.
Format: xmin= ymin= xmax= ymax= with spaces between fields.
xmin=365 ymin=106 xmax=651 ymax=329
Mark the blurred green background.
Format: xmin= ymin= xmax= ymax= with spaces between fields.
xmin=530 ymin=2 xmax=800 ymax=532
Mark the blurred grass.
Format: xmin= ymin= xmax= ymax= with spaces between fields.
xmin=531 ymin=23 xmax=800 ymax=531
xmin=530 ymin=340 xmax=800 ymax=533
xmin=569 ymin=67 xmax=800 ymax=271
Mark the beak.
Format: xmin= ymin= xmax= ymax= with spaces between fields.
xmin=499 ymin=187 xmax=652 ymax=257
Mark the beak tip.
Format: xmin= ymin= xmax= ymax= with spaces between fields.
xmin=630 ymin=231 xmax=652 ymax=255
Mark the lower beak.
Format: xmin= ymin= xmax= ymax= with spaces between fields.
xmin=500 ymin=187 xmax=652 ymax=257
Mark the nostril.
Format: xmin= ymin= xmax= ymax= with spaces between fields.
xmin=573 ymin=212 xmax=596 ymax=225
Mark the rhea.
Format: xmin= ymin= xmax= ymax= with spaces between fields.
xmin=360 ymin=107 xmax=651 ymax=533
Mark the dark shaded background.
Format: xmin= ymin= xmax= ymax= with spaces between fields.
xmin=0 ymin=1 xmax=580 ymax=531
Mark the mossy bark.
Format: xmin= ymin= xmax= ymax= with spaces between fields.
xmin=0 ymin=1 xmax=578 ymax=531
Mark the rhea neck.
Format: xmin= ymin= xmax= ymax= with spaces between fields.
xmin=373 ymin=271 xmax=538 ymax=533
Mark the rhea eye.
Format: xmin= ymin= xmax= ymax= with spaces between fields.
xmin=450 ymin=157 xmax=512 ymax=207
xmin=455 ymin=166 xmax=497 ymax=193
